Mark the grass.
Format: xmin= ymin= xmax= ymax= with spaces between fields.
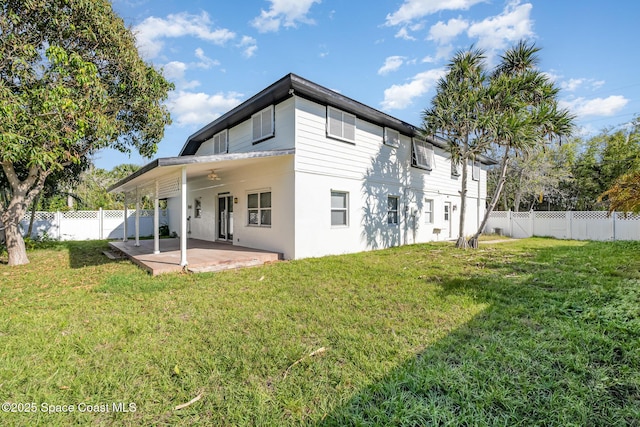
xmin=0 ymin=238 xmax=638 ymax=426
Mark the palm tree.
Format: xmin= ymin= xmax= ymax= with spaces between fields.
xmin=468 ymin=40 xmax=574 ymax=247
xmin=422 ymin=48 xmax=491 ymax=248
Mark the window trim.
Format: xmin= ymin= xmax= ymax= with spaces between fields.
xmin=412 ymin=139 xmax=434 ymax=170
xmin=213 ymin=129 xmax=228 ymax=154
xmin=387 ymin=195 xmax=399 ymax=225
xmin=424 ymin=199 xmax=434 ymax=224
xmin=471 ymin=160 xmax=481 ymax=181
xmin=251 ymin=105 xmax=275 ymax=144
xmin=451 ymin=160 xmax=461 ymax=178
xmin=327 ymin=106 xmax=356 ymax=144
xmin=247 ymin=190 xmax=272 ymax=227
xmin=330 ymin=190 xmax=349 ymax=227
xmin=384 ymin=127 xmax=400 ymax=148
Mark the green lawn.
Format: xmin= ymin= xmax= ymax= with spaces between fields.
xmin=0 ymin=238 xmax=638 ymax=426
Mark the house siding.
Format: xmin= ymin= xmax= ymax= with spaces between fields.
xmin=292 ymin=96 xmax=487 ymax=258
xmin=194 ymin=97 xmax=296 ymax=157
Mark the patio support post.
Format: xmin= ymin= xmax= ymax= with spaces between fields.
xmin=154 ymin=180 xmax=160 ymax=254
xmin=135 ymin=188 xmax=140 ymax=247
xmin=123 ymin=193 xmax=128 ymax=242
xmin=180 ymin=166 xmax=188 ymax=267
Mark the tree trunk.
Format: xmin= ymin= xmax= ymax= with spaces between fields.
xmin=3 ymin=213 xmax=29 ymax=266
xmin=456 ymin=158 xmax=469 ymax=249
xmin=468 ymin=152 xmax=510 ymax=248
xmin=26 ymin=193 xmax=40 ymax=238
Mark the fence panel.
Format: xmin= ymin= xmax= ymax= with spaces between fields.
xmin=14 ymin=210 xmax=168 ymax=241
xmin=486 ymin=211 xmax=640 ymax=241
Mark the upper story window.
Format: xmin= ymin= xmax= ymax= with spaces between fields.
xmin=213 ymin=130 xmax=228 ymax=154
xmin=384 ymin=127 xmax=400 ymax=148
xmin=252 ymin=105 xmax=274 ymax=143
xmin=471 ymin=160 xmax=480 ymax=181
xmin=327 ymin=106 xmax=356 ymax=143
xmin=451 ymin=161 xmax=461 ymax=178
xmin=412 ymin=139 xmax=434 ymax=170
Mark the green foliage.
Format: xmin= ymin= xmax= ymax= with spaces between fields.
xmin=0 ymin=0 xmax=173 ymax=264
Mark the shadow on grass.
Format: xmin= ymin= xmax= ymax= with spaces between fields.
xmin=319 ymin=241 xmax=640 ymax=426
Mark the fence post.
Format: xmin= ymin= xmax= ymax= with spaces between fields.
xmin=98 ymin=208 xmax=103 ymax=240
xmin=55 ymin=211 xmax=62 ymax=240
xmin=566 ymin=211 xmax=572 ymax=240
xmin=612 ymin=211 xmax=616 ymax=241
xmin=530 ymin=210 xmax=535 ymax=237
xmin=508 ymin=210 xmax=513 ymax=237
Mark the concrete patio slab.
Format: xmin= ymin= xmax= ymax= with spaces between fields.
xmin=109 ymin=238 xmax=282 ymax=275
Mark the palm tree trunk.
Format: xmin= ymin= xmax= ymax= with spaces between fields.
xmin=469 ymin=151 xmax=510 ymax=248
xmin=456 ymin=158 xmax=469 ymax=249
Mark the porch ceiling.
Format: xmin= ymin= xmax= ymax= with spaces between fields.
xmin=107 ymin=149 xmax=295 ymax=194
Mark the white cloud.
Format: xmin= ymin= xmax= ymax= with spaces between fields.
xmin=559 ymin=95 xmax=629 ymax=118
xmin=237 ymin=36 xmax=258 ymax=58
xmin=168 ymin=90 xmax=244 ymax=126
xmin=386 ymin=0 xmax=483 ymax=26
xmin=134 ymin=12 xmax=236 ymax=59
xmin=194 ymin=48 xmax=220 ymax=69
xmin=395 ymin=27 xmax=416 ymax=41
xmin=161 ymin=61 xmax=200 ymax=90
xmin=560 ymin=78 xmax=606 ymax=92
xmin=251 ymin=0 xmax=321 ymax=33
xmin=381 ymin=68 xmax=445 ymax=110
xmin=428 ymin=18 xmax=469 ymax=44
xmin=378 ymin=56 xmax=406 ymax=75
xmin=467 ymin=2 xmax=534 ymax=58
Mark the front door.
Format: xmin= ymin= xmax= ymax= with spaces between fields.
xmin=444 ymin=202 xmax=452 ymax=238
xmin=218 ymin=195 xmax=234 ymax=241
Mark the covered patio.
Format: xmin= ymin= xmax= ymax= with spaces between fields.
xmin=109 ymin=238 xmax=282 ymax=275
xmin=107 ymin=149 xmax=295 ymax=271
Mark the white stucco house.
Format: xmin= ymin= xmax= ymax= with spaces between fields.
xmin=109 ymin=73 xmax=495 ymax=265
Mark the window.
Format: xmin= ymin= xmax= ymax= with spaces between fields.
xmin=412 ymin=139 xmax=434 ymax=170
xmin=387 ymin=196 xmax=399 ymax=225
xmin=472 ymin=160 xmax=481 ymax=181
xmin=424 ymin=199 xmax=434 ymax=224
xmin=384 ymin=127 xmax=400 ymax=148
xmin=213 ymin=130 xmax=228 ymax=154
xmin=444 ymin=204 xmax=450 ymax=222
xmin=252 ymin=106 xmax=274 ymax=143
xmin=327 ymin=106 xmax=356 ymax=143
xmin=194 ymin=198 xmax=202 ymax=218
xmin=331 ymin=191 xmax=349 ymax=226
xmin=248 ymin=191 xmax=271 ymax=226
xmin=451 ymin=161 xmax=460 ymax=178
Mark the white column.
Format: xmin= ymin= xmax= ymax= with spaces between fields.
xmin=123 ymin=193 xmax=128 ymax=242
xmin=135 ymin=188 xmax=140 ymax=247
xmin=180 ymin=166 xmax=188 ymax=267
xmin=154 ymin=180 xmax=160 ymax=254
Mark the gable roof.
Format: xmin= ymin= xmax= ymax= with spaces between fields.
xmin=178 ymin=73 xmax=497 ymax=165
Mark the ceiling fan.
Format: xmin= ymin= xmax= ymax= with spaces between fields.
xmin=207 ymin=170 xmax=221 ymax=181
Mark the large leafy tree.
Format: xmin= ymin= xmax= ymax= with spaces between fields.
xmin=422 ymin=48 xmax=491 ymax=248
xmin=600 ymin=171 xmax=640 ymax=213
xmin=0 ymin=0 xmax=172 ymax=265
xmin=468 ymin=41 xmax=573 ymax=247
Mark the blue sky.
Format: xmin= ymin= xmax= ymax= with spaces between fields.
xmin=97 ymin=0 xmax=640 ymax=169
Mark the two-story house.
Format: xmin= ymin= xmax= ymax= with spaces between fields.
xmin=109 ymin=73 xmax=495 ymax=266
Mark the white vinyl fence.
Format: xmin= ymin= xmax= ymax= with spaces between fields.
xmin=486 ymin=211 xmax=640 ymax=241
xmin=6 ymin=209 xmax=169 ymax=241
